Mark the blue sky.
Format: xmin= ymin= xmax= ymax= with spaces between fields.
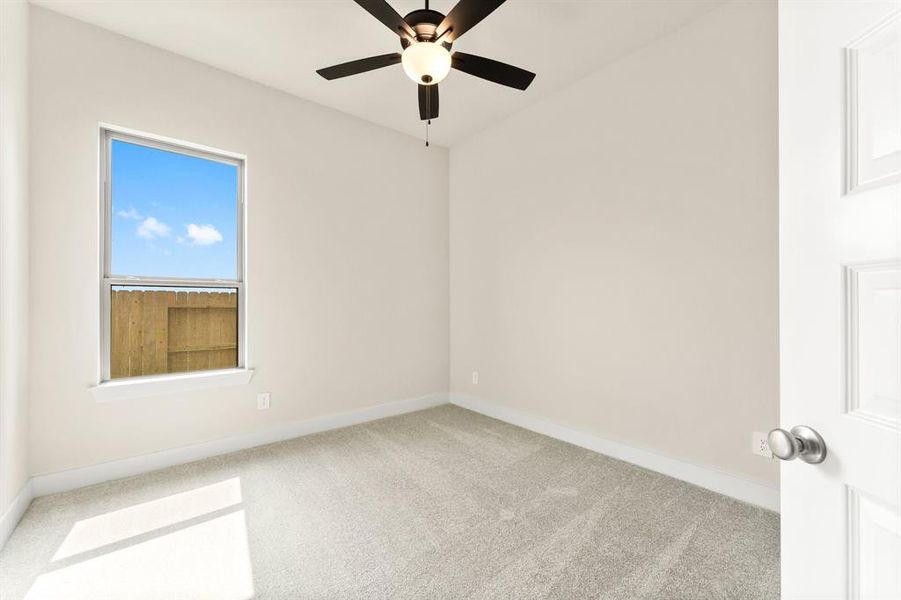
xmin=111 ymin=140 xmax=238 ymax=280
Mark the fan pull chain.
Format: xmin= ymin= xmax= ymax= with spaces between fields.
xmin=425 ymin=87 xmax=431 ymax=147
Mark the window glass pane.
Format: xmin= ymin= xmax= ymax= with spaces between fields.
xmin=109 ymin=286 xmax=238 ymax=379
xmin=110 ymin=140 xmax=238 ymax=280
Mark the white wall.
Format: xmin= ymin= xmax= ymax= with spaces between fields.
xmin=0 ymin=0 xmax=31 ymax=517
xmin=449 ymin=0 xmax=779 ymax=486
xmin=28 ymin=8 xmax=449 ymax=476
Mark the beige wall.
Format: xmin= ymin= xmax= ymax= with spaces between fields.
xmin=28 ymin=8 xmax=449 ymax=476
xmin=25 ymin=1 xmax=779 ymax=491
xmin=0 ymin=0 xmax=31 ymax=515
xmin=449 ymin=1 xmax=779 ymax=486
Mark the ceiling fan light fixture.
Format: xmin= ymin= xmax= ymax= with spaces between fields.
xmin=401 ymin=42 xmax=451 ymax=85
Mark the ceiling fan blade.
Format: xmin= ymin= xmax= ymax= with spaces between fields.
xmin=435 ymin=0 xmax=506 ymax=43
xmin=451 ymin=52 xmax=535 ymax=90
xmin=418 ymin=84 xmax=439 ymax=120
xmin=317 ymin=53 xmax=402 ymax=80
xmin=353 ymin=0 xmax=416 ymax=39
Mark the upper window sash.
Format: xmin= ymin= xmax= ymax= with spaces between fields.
xmin=100 ymin=128 xmax=245 ymax=282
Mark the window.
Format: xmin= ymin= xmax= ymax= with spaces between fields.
xmin=101 ymin=129 xmax=244 ymax=381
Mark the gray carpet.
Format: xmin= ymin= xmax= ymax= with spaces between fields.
xmin=0 ymin=405 xmax=779 ymax=599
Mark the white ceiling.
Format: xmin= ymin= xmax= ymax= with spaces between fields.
xmin=32 ymin=0 xmax=723 ymax=147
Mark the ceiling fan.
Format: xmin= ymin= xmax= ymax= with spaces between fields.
xmin=316 ymin=0 xmax=536 ymax=125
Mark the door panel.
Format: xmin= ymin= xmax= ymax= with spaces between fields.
xmin=849 ymin=489 xmax=901 ymax=599
xmin=779 ymin=1 xmax=901 ymax=598
xmin=847 ymin=262 xmax=901 ymax=426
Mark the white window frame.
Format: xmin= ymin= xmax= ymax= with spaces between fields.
xmin=97 ymin=127 xmax=248 ymax=393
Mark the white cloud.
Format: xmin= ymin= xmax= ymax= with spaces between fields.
xmin=117 ymin=207 xmax=142 ymax=220
xmin=137 ymin=217 xmax=171 ymax=239
xmin=186 ymin=224 xmax=223 ymax=246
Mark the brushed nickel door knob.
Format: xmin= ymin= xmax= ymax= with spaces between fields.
xmin=767 ymin=426 xmax=827 ymax=464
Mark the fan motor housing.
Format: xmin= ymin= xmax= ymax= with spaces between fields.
xmin=402 ymin=9 xmax=447 ymax=45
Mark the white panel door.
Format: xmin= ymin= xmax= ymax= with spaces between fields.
xmin=779 ymin=1 xmax=901 ymax=598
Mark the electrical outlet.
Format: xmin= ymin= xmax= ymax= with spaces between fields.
xmin=752 ymin=431 xmax=772 ymax=458
xmin=472 ymin=371 xmax=479 ymax=385
xmin=257 ymin=392 xmax=270 ymax=410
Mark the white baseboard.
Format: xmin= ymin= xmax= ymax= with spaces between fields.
xmin=450 ymin=394 xmax=780 ymax=512
xmin=30 ymin=392 xmax=448 ymax=498
xmin=0 ymin=479 xmax=34 ymax=550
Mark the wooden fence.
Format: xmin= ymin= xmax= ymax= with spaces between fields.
xmin=110 ymin=290 xmax=238 ymax=379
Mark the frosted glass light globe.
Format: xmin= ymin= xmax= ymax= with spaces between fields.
xmin=401 ymin=42 xmax=451 ymax=85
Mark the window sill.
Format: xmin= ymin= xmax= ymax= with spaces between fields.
xmin=90 ymin=368 xmax=254 ymax=402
